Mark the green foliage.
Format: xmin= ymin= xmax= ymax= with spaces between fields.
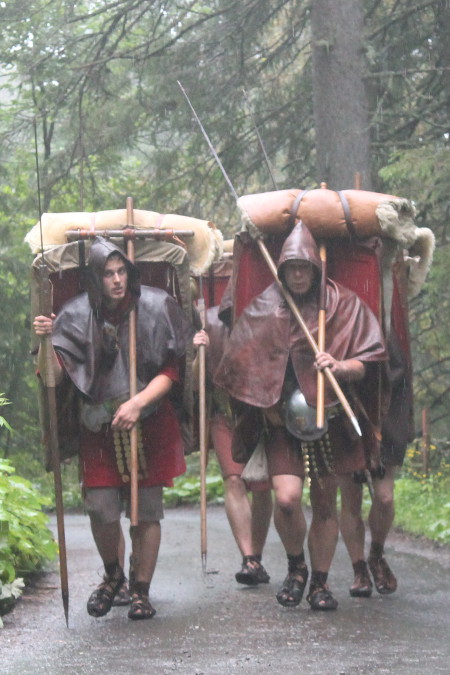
xmin=402 ymin=438 xmax=450 ymax=481
xmin=394 ymin=475 xmax=450 ymax=544
xmin=0 ymin=395 xmax=12 ymax=433
xmin=0 ymin=458 xmax=58 ymax=583
xmin=31 ymin=460 xmax=84 ymax=511
xmin=386 ymin=437 xmax=450 ymax=543
xmin=164 ymin=454 xmax=224 ymax=507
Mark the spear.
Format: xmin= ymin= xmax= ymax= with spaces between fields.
xmin=177 ymin=81 xmax=361 ymax=436
xmin=242 ymin=88 xmax=278 ymax=191
xmin=197 ymin=278 xmax=208 ymax=573
xmin=316 ymin=182 xmax=328 ymax=430
xmin=125 ymin=197 xmax=139 ymax=528
xmin=33 ymin=119 xmax=69 ymax=626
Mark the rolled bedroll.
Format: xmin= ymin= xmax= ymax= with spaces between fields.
xmin=239 ymin=187 xmax=426 ymax=246
xmin=237 ymin=187 xmax=435 ymax=300
xmin=25 ymin=208 xmax=224 ymax=276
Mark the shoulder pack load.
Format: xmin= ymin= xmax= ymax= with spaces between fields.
xmin=27 ymin=208 xmax=224 ymax=470
xmin=26 ymin=208 xmax=223 ymax=276
xmin=232 ymin=187 xmax=435 ymax=461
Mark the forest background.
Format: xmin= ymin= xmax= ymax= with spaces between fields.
xmin=0 ymin=0 xmax=449 ymax=546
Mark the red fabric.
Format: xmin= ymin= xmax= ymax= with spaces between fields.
xmin=80 ymin=358 xmax=186 ymax=488
xmin=210 ymin=412 xmax=270 ymax=492
xmin=233 ymin=234 xmax=383 ymax=322
xmin=327 ymin=239 xmax=382 ymax=320
xmin=265 ymin=415 xmax=366 ymax=478
xmin=233 ymin=235 xmax=283 ymax=319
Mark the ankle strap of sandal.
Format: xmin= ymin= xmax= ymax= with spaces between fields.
xmin=287 ymin=553 xmax=306 ymax=574
xmin=133 ymin=581 xmax=150 ymax=597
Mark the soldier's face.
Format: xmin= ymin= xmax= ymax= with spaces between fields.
xmin=102 ymin=256 xmax=128 ymax=308
xmin=283 ymin=260 xmax=315 ymax=296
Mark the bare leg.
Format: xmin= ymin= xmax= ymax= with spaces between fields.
xmin=112 ymin=524 xmax=131 ymax=606
xmin=339 ymin=475 xmax=372 ymax=597
xmin=86 ymin=519 xmax=124 ymax=617
xmin=272 ymin=474 xmax=306 ymax=555
xmin=251 ymin=489 xmax=273 ymax=555
xmin=306 ymin=475 xmax=339 ymax=610
xmin=368 ymin=466 xmax=398 ymax=594
xmin=222 ymin=476 xmax=272 ymax=585
xmin=369 ymin=465 xmax=396 ymax=547
xmin=212 ymin=414 xmax=270 ymax=560
xmin=308 ymin=475 xmax=339 ymax=572
xmin=339 ymin=475 xmax=365 ymax=563
xmin=126 ymin=521 xmax=161 ymax=620
xmin=130 ymin=521 xmax=161 ymax=585
xmin=272 ymin=474 xmax=308 ymax=606
xmin=89 ymin=519 xmax=121 ymax=566
xmin=223 ymin=474 xmax=254 ymax=557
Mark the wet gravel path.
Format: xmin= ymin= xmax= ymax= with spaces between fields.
xmin=3 ymin=506 xmax=450 ymax=674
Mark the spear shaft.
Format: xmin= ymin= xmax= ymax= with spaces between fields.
xmin=37 ymin=264 xmax=70 ymax=626
xmin=197 ymin=280 xmax=208 ymax=573
xmin=34 ymin=118 xmax=69 ymax=626
xmin=126 ymin=197 xmax=139 ymax=528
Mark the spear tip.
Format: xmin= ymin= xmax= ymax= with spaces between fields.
xmin=201 ymin=552 xmax=207 ymax=576
xmin=351 ymin=415 xmax=362 ymax=437
xmin=62 ymin=590 xmax=69 ymax=628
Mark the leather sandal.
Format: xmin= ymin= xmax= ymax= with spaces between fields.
xmin=128 ymin=592 xmax=156 ymax=620
xmin=307 ymin=583 xmax=338 ymax=611
xmin=368 ymin=554 xmax=397 ymax=594
xmin=276 ymin=564 xmax=308 ymax=607
xmin=235 ymin=555 xmax=270 ymax=586
xmin=349 ymin=560 xmax=373 ymax=598
xmin=87 ymin=566 xmax=125 ymax=617
xmin=112 ymin=578 xmax=131 ymax=606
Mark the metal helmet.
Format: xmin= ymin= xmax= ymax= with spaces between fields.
xmin=285 ymin=388 xmax=327 ymax=441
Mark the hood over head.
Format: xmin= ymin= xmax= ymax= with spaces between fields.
xmin=277 ymin=222 xmax=321 ymax=285
xmin=86 ymin=236 xmax=140 ymax=315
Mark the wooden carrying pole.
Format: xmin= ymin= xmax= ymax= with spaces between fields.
xmin=126 ymin=197 xmax=139 ymax=527
xmin=65 ymin=228 xmax=195 ymax=242
xmin=317 ymin=242 xmax=327 ymax=429
xmin=316 ymin=182 xmax=327 ymax=429
xmin=197 ymin=283 xmax=208 ymax=572
xmin=38 ymin=264 xmax=70 ymax=626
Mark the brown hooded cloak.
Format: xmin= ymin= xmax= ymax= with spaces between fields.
xmin=214 ymin=224 xmax=387 ymax=410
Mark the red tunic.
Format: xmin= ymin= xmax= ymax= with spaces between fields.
xmin=80 ymin=359 xmax=186 ymax=488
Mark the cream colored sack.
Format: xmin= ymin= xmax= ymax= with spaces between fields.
xmin=241 ymin=440 xmax=269 ymax=483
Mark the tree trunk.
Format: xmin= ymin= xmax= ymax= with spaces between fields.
xmin=310 ymin=0 xmax=372 ymax=190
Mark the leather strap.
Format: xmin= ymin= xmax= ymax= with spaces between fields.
xmin=337 ymin=190 xmax=358 ymax=242
xmin=289 ymin=189 xmax=309 ymax=229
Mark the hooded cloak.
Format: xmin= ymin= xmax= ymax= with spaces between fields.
xmin=214 ymin=223 xmax=387 ymax=409
xmin=52 ymin=236 xmax=195 ymax=405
